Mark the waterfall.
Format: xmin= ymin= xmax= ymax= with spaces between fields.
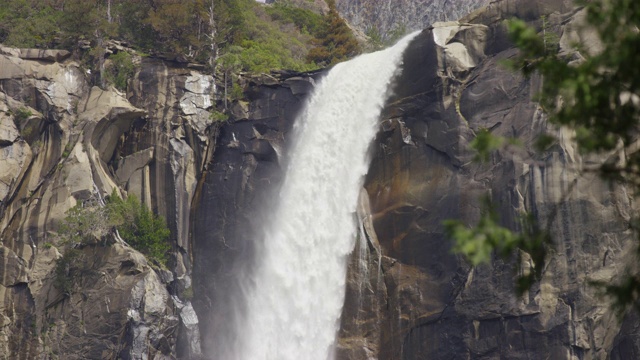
xmin=235 ymin=32 xmax=420 ymax=360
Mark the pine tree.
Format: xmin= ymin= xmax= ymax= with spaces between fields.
xmin=306 ymin=0 xmax=360 ymax=67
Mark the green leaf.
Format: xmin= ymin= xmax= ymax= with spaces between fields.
xmin=470 ymin=128 xmax=504 ymax=162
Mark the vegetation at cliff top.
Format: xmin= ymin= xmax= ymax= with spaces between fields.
xmin=0 ymin=0 xmax=360 ymax=73
xmin=365 ymin=24 xmax=408 ymax=52
xmin=447 ymin=0 xmax=640 ymax=312
xmin=103 ymin=51 xmax=135 ymax=91
xmin=306 ymin=0 xmax=360 ymax=67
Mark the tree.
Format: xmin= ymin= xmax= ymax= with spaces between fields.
xmin=306 ymin=0 xmax=360 ymax=67
xmin=447 ymin=0 xmax=640 ymax=311
xmin=58 ymin=191 xmax=171 ymax=267
xmin=113 ymin=0 xmax=157 ymax=50
xmin=107 ymin=193 xmax=171 ymax=266
xmin=0 ymin=0 xmax=62 ymax=48
xmin=146 ymin=0 xmax=210 ymax=58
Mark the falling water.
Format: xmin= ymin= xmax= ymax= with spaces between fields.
xmin=235 ymin=32 xmax=420 ymax=360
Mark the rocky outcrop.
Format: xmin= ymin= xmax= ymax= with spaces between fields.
xmin=0 ymin=36 xmax=326 ymax=360
xmin=336 ymin=1 xmax=638 ymax=359
xmin=0 ymin=44 xmax=218 ymax=359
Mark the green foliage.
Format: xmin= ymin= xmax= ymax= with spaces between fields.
xmin=365 ymin=23 xmax=408 ymax=51
xmin=306 ymin=0 xmax=361 ymax=67
xmin=104 ymin=51 xmax=135 ymax=91
xmin=0 ymin=0 xmax=62 ymax=48
xmin=201 ymin=0 xmax=336 ymax=71
xmin=387 ymin=24 xmax=408 ymax=45
xmin=445 ymin=197 xmax=549 ymax=295
xmin=58 ymin=191 xmax=171 ymax=267
xmin=53 ymin=248 xmax=80 ymax=296
xmin=470 ymin=128 xmax=520 ymax=162
xmin=210 ymin=111 xmax=229 ymax=122
xmin=365 ymin=27 xmax=384 ymax=51
xmin=506 ymin=1 xmax=640 ymax=155
xmin=59 ymin=0 xmax=116 ymax=45
xmin=540 ymin=15 xmax=560 ymax=55
xmin=14 ymin=107 xmax=32 ymax=122
xmin=182 ymin=286 xmax=194 ymax=300
xmin=449 ymin=0 xmax=640 ymax=310
xmin=146 ymin=0 xmax=209 ymax=57
xmin=113 ymin=1 xmax=157 ymax=50
xmin=217 ymin=0 xmax=320 ymax=72
xmin=107 ymin=192 xmax=171 ymax=267
xmin=470 ymin=128 xmax=504 ymax=162
xmin=0 ymin=0 xmax=358 ymax=73
xmin=61 ymin=143 xmax=73 ymax=159
xmin=230 ymin=83 xmax=244 ymax=100
xmin=266 ymin=2 xmax=324 ymax=36
xmin=59 ymin=201 xmax=110 ymax=245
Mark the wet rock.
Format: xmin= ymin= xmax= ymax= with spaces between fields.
xmin=284 ymin=76 xmax=316 ymax=96
xmin=191 ymin=72 xmax=323 ymax=357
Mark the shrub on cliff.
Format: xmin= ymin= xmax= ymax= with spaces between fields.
xmin=54 ymin=193 xmax=170 ymax=296
xmin=107 ymin=192 xmax=171 ymax=267
xmin=53 ymin=248 xmax=80 ymax=297
xmin=59 ymin=199 xmax=111 ymax=245
xmin=104 ymin=51 xmax=136 ymax=91
xmin=59 ymin=192 xmax=171 ymax=267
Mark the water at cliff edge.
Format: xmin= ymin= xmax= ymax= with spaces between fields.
xmin=235 ymin=31 xmax=420 ymax=360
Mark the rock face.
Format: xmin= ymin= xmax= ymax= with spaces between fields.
xmin=0 ymin=45 xmax=216 ymax=359
xmin=189 ymin=2 xmax=640 ymax=359
xmin=336 ymin=1 xmax=638 ymax=359
xmin=1 ymin=0 xmax=639 ymax=359
xmin=335 ymin=0 xmax=490 ymax=40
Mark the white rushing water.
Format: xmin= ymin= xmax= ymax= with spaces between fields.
xmin=235 ymin=32 xmax=420 ymax=360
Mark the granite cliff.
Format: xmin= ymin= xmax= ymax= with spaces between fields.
xmin=0 ymin=44 xmax=213 ymax=359
xmin=337 ymin=1 xmax=640 ymax=358
xmin=335 ymin=0 xmax=491 ymax=41
xmin=0 ymin=0 xmax=639 ymax=359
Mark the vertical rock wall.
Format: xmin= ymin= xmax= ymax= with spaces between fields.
xmin=337 ymin=1 xmax=639 ymax=359
xmin=0 ymin=46 xmax=216 ymax=359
